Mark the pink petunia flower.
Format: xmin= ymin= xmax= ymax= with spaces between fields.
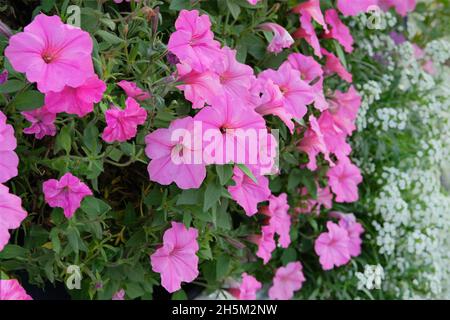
xmin=194 ymin=95 xmax=266 ymax=165
xmin=324 ymin=9 xmax=354 ymax=53
xmin=102 ymin=97 xmax=147 ymax=143
xmin=228 ymin=166 xmax=271 ymax=216
xmin=297 ymin=185 xmax=333 ymax=215
xmin=322 ymin=48 xmax=352 ymax=83
xmin=327 ymin=86 xmax=362 ymax=135
xmin=0 ymin=279 xmax=32 ymax=300
xmin=327 ymin=158 xmax=363 ymax=203
xmin=332 ymin=212 xmax=364 ymax=257
xmin=336 ymin=0 xmax=378 ymax=16
xmin=176 ymin=63 xmax=223 ymax=109
xmin=22 ymin=106 xmax=57 ymax=140
xmin=247 ymin=0 xmax=261 ymax=5
xmin=145 ymin=117 xmax=206 ymax=190
xmin=5 ymin=14 xmax=94 ymax=93
xmin=293 ymin=13 xmax=322 ymax=58
xmin=292 ymin=0 xmax=329 ymax=33
xmin=317 ymin=111 xmax=352 ymax=161
xmin=150 ymin=222 xmax=199 ymax=293
xmin=117 ymin=80 xmax=151 ymax=101
xmin=260 ymin=193 xmax=291 ymax=248
xmin=167 ymin=10 xmax=222 ymax=71
xmin=379 ymin=0 xmax=416 ymax=17
xmin=112 ymin=289 xmax=125 ymax=300
xmin=212 ymin=47 xmax=255 ymax=102
xmin=45 ymin=75 xmax=106 ymax=117
xmin=314 ymin=221 xmax=351 ymax=270
xmin=258 ymin=23 xmax=294 ymax=54
xmin=229 ymin=273 xmax=262 ymax=300
xmin=268 ymin=262 xmax=305 ymax=300
xmin=251 ymin=225 xmax=276 ymax=264
xmin=258 ymin=63 xmax=315 ymax=122
xmin=0 ymin=111 xmax=19 ymax=184
xmin=286 ymin=53 xmax=323 ymax=83
xmin=43 ymin=172 xmax=93 ymax=219
xmin=0 ymin=184 xmax=27 ymax=252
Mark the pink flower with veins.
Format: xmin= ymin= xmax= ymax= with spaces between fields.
xmin=0 ymin=279 xmax=32 ymax=300
xmin=176 ymin=63 xmax=223 ymax=109
xmin=293 ymin=13 xmax=322 ymax=58
xmin=250 ymin=225 xmax=276 ymax=264
xmin=145 ymin=117 xmax=206 ymax=190
xmin=314 ymin=221 xmax=351 ymax=270
xmin=299 ymin=115 xmax=334 ymax=171
xmin=332 ymin=212 xmax=364 ymax=257
xmin=324 ymin=9 xmax=354 ymax=53
xmin=286 ymin=53 xmax=323 ymax=83
xmin=260 ymin=193 xmax=291 ymax=248
xmin=195 ymin=95 xmax=266 ymax=165
xmin=5 ymin=14 xmax=94 ymax=93
xmin=22 ymin=106 xmax=57 ymax=140
xmin=150 ymin=222 xmax=199 ymax=293
xmin=258 ymin=23 xmax=294 ymax=54
xmin=45 ymin=75 xmax=106 ymax=117
xmin=228 ymin=166 xmax=271 ymax=217
xmin=328 ymin=86 xmax=361 ymax=135
xmin=167 ymin=10 xmax=222 ymax=71
xmin=0 ymin=111 xmax=19 ymax=184
xmin=102 ymin=97 xmax=147 ymax=143
xmin=268 ymin=262 xmax=305 ymax=300
xmin=292 ymin=0 xmax=328 ymax=33
xmin=327 ymin=158 xmax=362 ymax=203
xmin=322 ymin=48 xmax=352 ymax=83
xmin=212 ymin=47 xmax=255 ymax=102
xmin=43 ymin=173 xmax=93 ymax=219
xmin=337 ymin=0 xmax=378 ymax=16
xmin=258 ymin=63 xmax=315 ymax=121
xmin=229 ymin=273 xmax=262 ymax=300
xmin=318 ymin=111 xmax=352 ymax=161
xmin=0 ymin=184 xmax=27 ymax=252
xmin=117 ymin=80 xmax=151 ymax=101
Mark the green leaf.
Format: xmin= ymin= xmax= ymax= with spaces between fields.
xmin=56 ymin=126 xmax=72 ymax=155
xmin=50 ymin=228 xmax=61 ymax=254
xmin=237 ymin=164 xmax=257 ymax=183
xmin=203 ymin=180 xmax=222 ymax=211
xmin=125 ymin=282 xmax=145 ymax=299
xmin=81 ymin=197 xmax=111 ymax=218
xmin=0 ymin=80 xmax=26 ymax=93
xmin=227 ymin=0 xmax=241 ymax=20
xmin=0 ymin=245 xmax=28 ymax=259
xmin=216 ymin=255 xmax=231 ymax=280
xmin=172 ymin=289 xmax=188 ymax=300
xmin=216 ymin=164 xmax=233 ymax=185
xmin=177 ymin=189 xmax=201 ymax=205
xmin=281 ymin=248 xmax=297 ymax=265
xmin=9 ymin=90 xmax=44 ymax=111
xmin=66 ymin=227 xmax=80 ymax=255
xmin=333 ymin=41 xmax=348 ymax=69
xmin=169 ymin=0 xmax=191 ymax=10
xmin=83 ymin=124 xmax=100 ymax=155
xmin=96 ymin=30 xmax=125 ymax=45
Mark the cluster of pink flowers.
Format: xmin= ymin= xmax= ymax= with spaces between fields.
xmin=0 ymin=279 xmax=32 ymax=300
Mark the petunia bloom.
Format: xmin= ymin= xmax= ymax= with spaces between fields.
xmin=0 ymin=184 xmax=27 ymax=252
xmin=102 ymin=97 xmax=147 ymax=143
xmin=314 ymin=221 xmax=351 ymax=270
xmin=251 ymin=225 xmax=276 ymax=264
xmin=22 ymin=106 xmax=57 ymax=140
xmin=293 ymin=12 xmax=322 ymax=58
xmin=5 ymin=14 xmax=94 ymax=93
xmin=322 ymin=48 xmax=353 ymax=83
xmin=333 ymin=212 xmax=364 ymax=257
xmin=268 ymin=262 xmax=305 ymax=300
xmin=117 ymin=80 xmax=151 ymax=101
xmin=43 ymin=172 xmax=93 ymax=219
xmin=324 ymin=9 xmax=354 ymax=53
xmin=229 ymin=273 xmax=262 ymax=300
xmin=327 ymin=86 xmax=362 ymax=135
xmin=379 ymin=0 xmax=416 ymax=17
xmin=150 ymin=222 xmax=199 ymax=293
xmin=297 ymin=185 xmax=333 ymax=215
xmin=112 ymin=289 xmax=125 ymax=300
xmin=292 ymin=0 xmax=328 ymax=33
xmin=327 ymin=158 xmax=363 ymax=203
xmin=247 ymin=0 xmax=261 ymax=4
xmin=260 ymin=193 xmax=291 ymax=248
xmin=228 ymin=166 xmax=271 ymax=216
xmin=0 ymin=279 xmax=32 ymax=300
xmin=145 ymin=117 xmax=206 ymax=190
xmin=0 ymin=111 xmax=19 ymax=183
xmin=167 ymin=10 xmax=222 ymax=71
xmin=336 ymin=0 xmax=378 ymax=16
xmin=45 ymin=75 xmax=106 ymax=117
xmin=258 ymin=23 xmax=294 ymax=54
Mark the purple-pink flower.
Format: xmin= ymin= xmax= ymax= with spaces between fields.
xmin=117 ymin=80 xmax=151 ymax=101
xmin=5 ymin=14 xmax=94 ymax=93
xmin=260 ymin=193 xmax=291 ymax=248
xmin=112 ymin=289 xmax=125 ymax=300
xmin=43 ymin=172 xmax=93 ymax=219
xmin=334 ymin=212 xmax=364 ymax=257
xmin=102 ymin=97 xmax=147 ymax=143
xmin=268 ymin=262 xmax=305 ymax=300
xmin=0 ymin=279 xmax=32 ymax=300
xmin=0 ymin=184 xmax=27 ymax=252
xmin=150 ymin=222 xmax=199 ymax=293
xmin=322 ymin=48 xmax=353 ymax=83
xmin=45 ymin=75 xmax=106 ymax=117
xmin=145 ymin=117 xmax=206 ymax=190
xmin=258 ymin=23 xmax=294 ymax=54
xmin=251 ymin=225 xmax=276 ymax=264
xmin=327 ymin=158 xmax=363 ymax=203
xmin=324 ymin=9 xmax=354 ymax=53
xmin=314 ymin=221 xmax=351 ymax=270
xmin=22 ymin=106 xmax=57 ymax=140
xmin=229 ymin=273 xmax=262 ymax=300
xmin=0 ymin=111 xmax=19 ymax=183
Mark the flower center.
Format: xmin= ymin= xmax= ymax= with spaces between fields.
xmin=42 ymin=52 xmax=55 ymax=64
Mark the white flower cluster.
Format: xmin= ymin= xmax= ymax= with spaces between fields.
xmin=367 ymin=107 xmax=409 ymax=131
xmin=356 ymin=265 xmax=385 ymax=290
xmin=425 ymin=39 xmax=450 ymax=64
